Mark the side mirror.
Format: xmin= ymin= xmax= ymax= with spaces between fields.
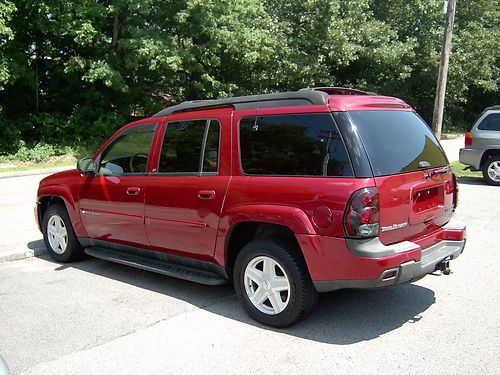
xmin=77 ymin=157 xmax=96 ymax=174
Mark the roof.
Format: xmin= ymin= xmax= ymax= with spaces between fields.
xmin=153 ymin=87 xmax=411 ymax=116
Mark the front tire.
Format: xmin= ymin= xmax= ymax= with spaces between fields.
xmin=233 ymin=238 xmax=318 ymax=327
xmin=482 ymin=156 xmax=500 ymax=186
xmin=42 ymin=204 xmax=84 ymax=262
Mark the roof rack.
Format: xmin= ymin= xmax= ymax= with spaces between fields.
xmin=153 ymin=86 xmax=375 ymax=117
xmin=485 ymin=105 xmax=500 ymax=111
xmin=299 ymin=87 xmax=377 ymax=96
xmin=153 ymin=90 xmax=329 ymax=117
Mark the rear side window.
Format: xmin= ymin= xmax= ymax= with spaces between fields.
xmin=349 ymin=111 xmax=448 ymax=176
xmin=239 ymin=114 xmax=353 ymax=177
xmin=158 ymin=119 xmax=220 ymax=174
xmin=477 ymin=113 xmax=500 ymax=131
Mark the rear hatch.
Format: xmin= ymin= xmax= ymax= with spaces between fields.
xmin=349 ymin=110 xmax=455 ymax=245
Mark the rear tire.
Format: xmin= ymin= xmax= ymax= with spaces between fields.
xmin=42 ymin=204 xmax=84 ymax=262
xmin=233 ymin=238 xmax=318 ymax=327
xmin=482 ymin=156 xmax=500 ymax=186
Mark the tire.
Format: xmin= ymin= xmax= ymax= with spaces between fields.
xmin=42 ymin=203 xmax=84 ymax=262
xmin=233 ymin=238 xmax=318 ymax=327
xmin=482 ymin=156 xmax=500 ymax=186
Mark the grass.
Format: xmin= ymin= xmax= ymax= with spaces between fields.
xmin=450 ymin=161 xmax=482 ymax=178
xmin=0 ymin=155 xmax=76 ymax=173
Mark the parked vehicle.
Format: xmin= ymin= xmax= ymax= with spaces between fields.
xmin=459 ymin=105 xmax=500 ymax=185
xmin=35 ymin=87 xmax=466 ymax=327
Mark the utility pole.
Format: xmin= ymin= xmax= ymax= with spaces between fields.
xmin=432 ymin=0 xmax=457 ymax=139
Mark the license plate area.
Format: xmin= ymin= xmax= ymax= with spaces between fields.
xmin=410 ymin=185 xmax=444 ymax=224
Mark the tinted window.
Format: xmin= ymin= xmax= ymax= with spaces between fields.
xmin=99 ymin=124 xmax=155 ymax=175
xmin=239 ymin=114 xmax=353 ymax=176
xmin=203 ymin=120 xmax=220 ymax=173
xmin=159 ymin=119 xmax=220 ymax=173
xmin=349 ymin=111 xmax=448 ymax=176
xmin=477 ymin=113 xmax=500 ymax=131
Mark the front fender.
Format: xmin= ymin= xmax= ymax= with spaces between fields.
xmin=213 ymin=204 xmax=315 ymax=265
xmin=38 ymin=185 xmax=87 ymax=238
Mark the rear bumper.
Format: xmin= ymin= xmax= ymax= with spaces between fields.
xmin=459 ymin=147 xmax=483 ymax=170
xmin=313 ymin=238 xmax=465 ymax=292
xmin=296 ymin=219 xmax=466 ymax=293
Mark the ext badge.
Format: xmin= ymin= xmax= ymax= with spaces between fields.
xmin=381 ymin=222 xmax=408 ymax=232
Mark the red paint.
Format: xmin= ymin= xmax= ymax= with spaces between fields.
xmin=36 ymin=92 xmax=466 ymax=284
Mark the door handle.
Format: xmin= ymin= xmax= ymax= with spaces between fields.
xmin=197 ymin=190 xmax=216 ymax=200
xmin=126 ymin=187 xmax=141 ymax=196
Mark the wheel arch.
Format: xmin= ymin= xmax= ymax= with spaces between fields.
xmin=479 ymin=149 xmax=500 ymax=168
xmin=37 ymin=185 xmax=87 ymax=237
xmin=217 ymin=205 xmax=316 ymax=279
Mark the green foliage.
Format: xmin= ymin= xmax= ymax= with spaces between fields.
xmin=13 ymin=141 xmax=56 ymax=163
xmin=0 ymin=0 xmax=498 ymax=157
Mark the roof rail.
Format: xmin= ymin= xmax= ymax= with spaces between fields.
xmin=485 ymin=105 xmax=500 ymax=111
xmin=300 ymin=87 xmax=377 ymax=96
xmin=153 ymin=90 xmax=329 ymax=117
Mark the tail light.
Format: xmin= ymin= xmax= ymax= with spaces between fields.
xmin=452 ymin=172 xmax=458 ymax=210
xmin=344 ymin=187 xmax=380 ymax=238
xmin=465 ymin=131 xmax=472 ymax=147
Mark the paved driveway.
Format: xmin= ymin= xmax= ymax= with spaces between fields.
xmin=0 ymin=174 xmax=498 ymax=374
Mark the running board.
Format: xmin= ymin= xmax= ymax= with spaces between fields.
xmin=84 ymin=247 xmax=228 ymax=286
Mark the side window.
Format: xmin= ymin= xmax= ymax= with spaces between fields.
xmin=202 ymin=120 xmax=220 ymax=173
xmin=158 ymin=119 xmax=220 ymax=174
xmin=99 ymin=124 xmax=155 ymax=175
xmin=239 ymin=114 xmax=353 ymax=177
xmin=477 ymin=113 xmax=500 ymax=131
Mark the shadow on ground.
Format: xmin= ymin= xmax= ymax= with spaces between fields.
xmin=30 ymin=240 xmax=435 ymax=345
xmin=457 ymin=176 xmax=486 ymax=186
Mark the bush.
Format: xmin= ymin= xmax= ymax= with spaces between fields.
xmin=13 ymin=141 xmax=61 ymax=163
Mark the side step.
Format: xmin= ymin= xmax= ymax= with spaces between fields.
xmin=84 ymin=247 xmax=228 ymax=286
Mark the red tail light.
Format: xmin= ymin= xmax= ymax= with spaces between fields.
xmin=465 ymin=131 xmax=472 ymax=147
xmin=452 ymin=172 xmax=458 ymax=210
xmin=344 ymin=187 xmax=380 ymax=238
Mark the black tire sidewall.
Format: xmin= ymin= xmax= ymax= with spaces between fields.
xmin=42 ymin=204 xmax=82 ymax=262
xmin=233 ymin=239 xmax=315 ymax=327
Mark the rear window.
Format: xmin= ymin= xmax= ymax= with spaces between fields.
xmin=477 ymin=113 xmax=500 ymax=131
xmin=349 ymin=111 xmax=448 ymax=176
xmin=239 ymin=113 xmax=353 ymax=177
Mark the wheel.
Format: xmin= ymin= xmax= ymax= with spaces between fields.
xmin=482 ymin=156 xmax=500 ymax=186
xmin=233 ymin=238 xmax=318 ymax=327
xmin=42 ymin=204 xmax=84 ymax=262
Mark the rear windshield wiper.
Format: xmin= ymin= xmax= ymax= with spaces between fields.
xmin=424 ymin=165 xmax=450 ymax=179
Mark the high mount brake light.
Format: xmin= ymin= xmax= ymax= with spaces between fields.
xmin=344 ymin=187 xmax=380 ymax=238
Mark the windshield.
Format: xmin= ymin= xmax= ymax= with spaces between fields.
xmin=349 ymin=110 xmax=448 ymax=176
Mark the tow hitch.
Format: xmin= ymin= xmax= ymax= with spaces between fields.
xmin=434 ymin=257 xmax=452 ymax=275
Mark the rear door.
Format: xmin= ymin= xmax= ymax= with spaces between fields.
xmin=348 ymin=110 xmax=455 ymax=245
xmin=144 ymin=109 xmax=231 ymax=260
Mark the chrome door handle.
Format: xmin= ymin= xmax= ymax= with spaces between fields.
xmin=197 ymin=190 xmax=216 ymax=200
xmin=126 ymin=187 xmax=141 ymax=196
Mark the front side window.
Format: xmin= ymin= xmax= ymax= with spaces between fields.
xmin=158 ymin=119 xmax=220 ymax=174
xmin=239 ymin=114 xmax=353 ymax=177
xmin=99 ymin=124 xmax=155 ymax=175
xmin=477 ymin=113 xmax=500 ymax=131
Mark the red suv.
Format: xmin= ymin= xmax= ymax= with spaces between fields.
xmin=36 ymin=87 xmax=466 ymax=327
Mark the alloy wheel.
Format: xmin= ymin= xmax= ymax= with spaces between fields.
xmin=47 ymin=214 xmax=68 ymax=254
xmin=244 ymin=256 xmax=291 ymax=315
